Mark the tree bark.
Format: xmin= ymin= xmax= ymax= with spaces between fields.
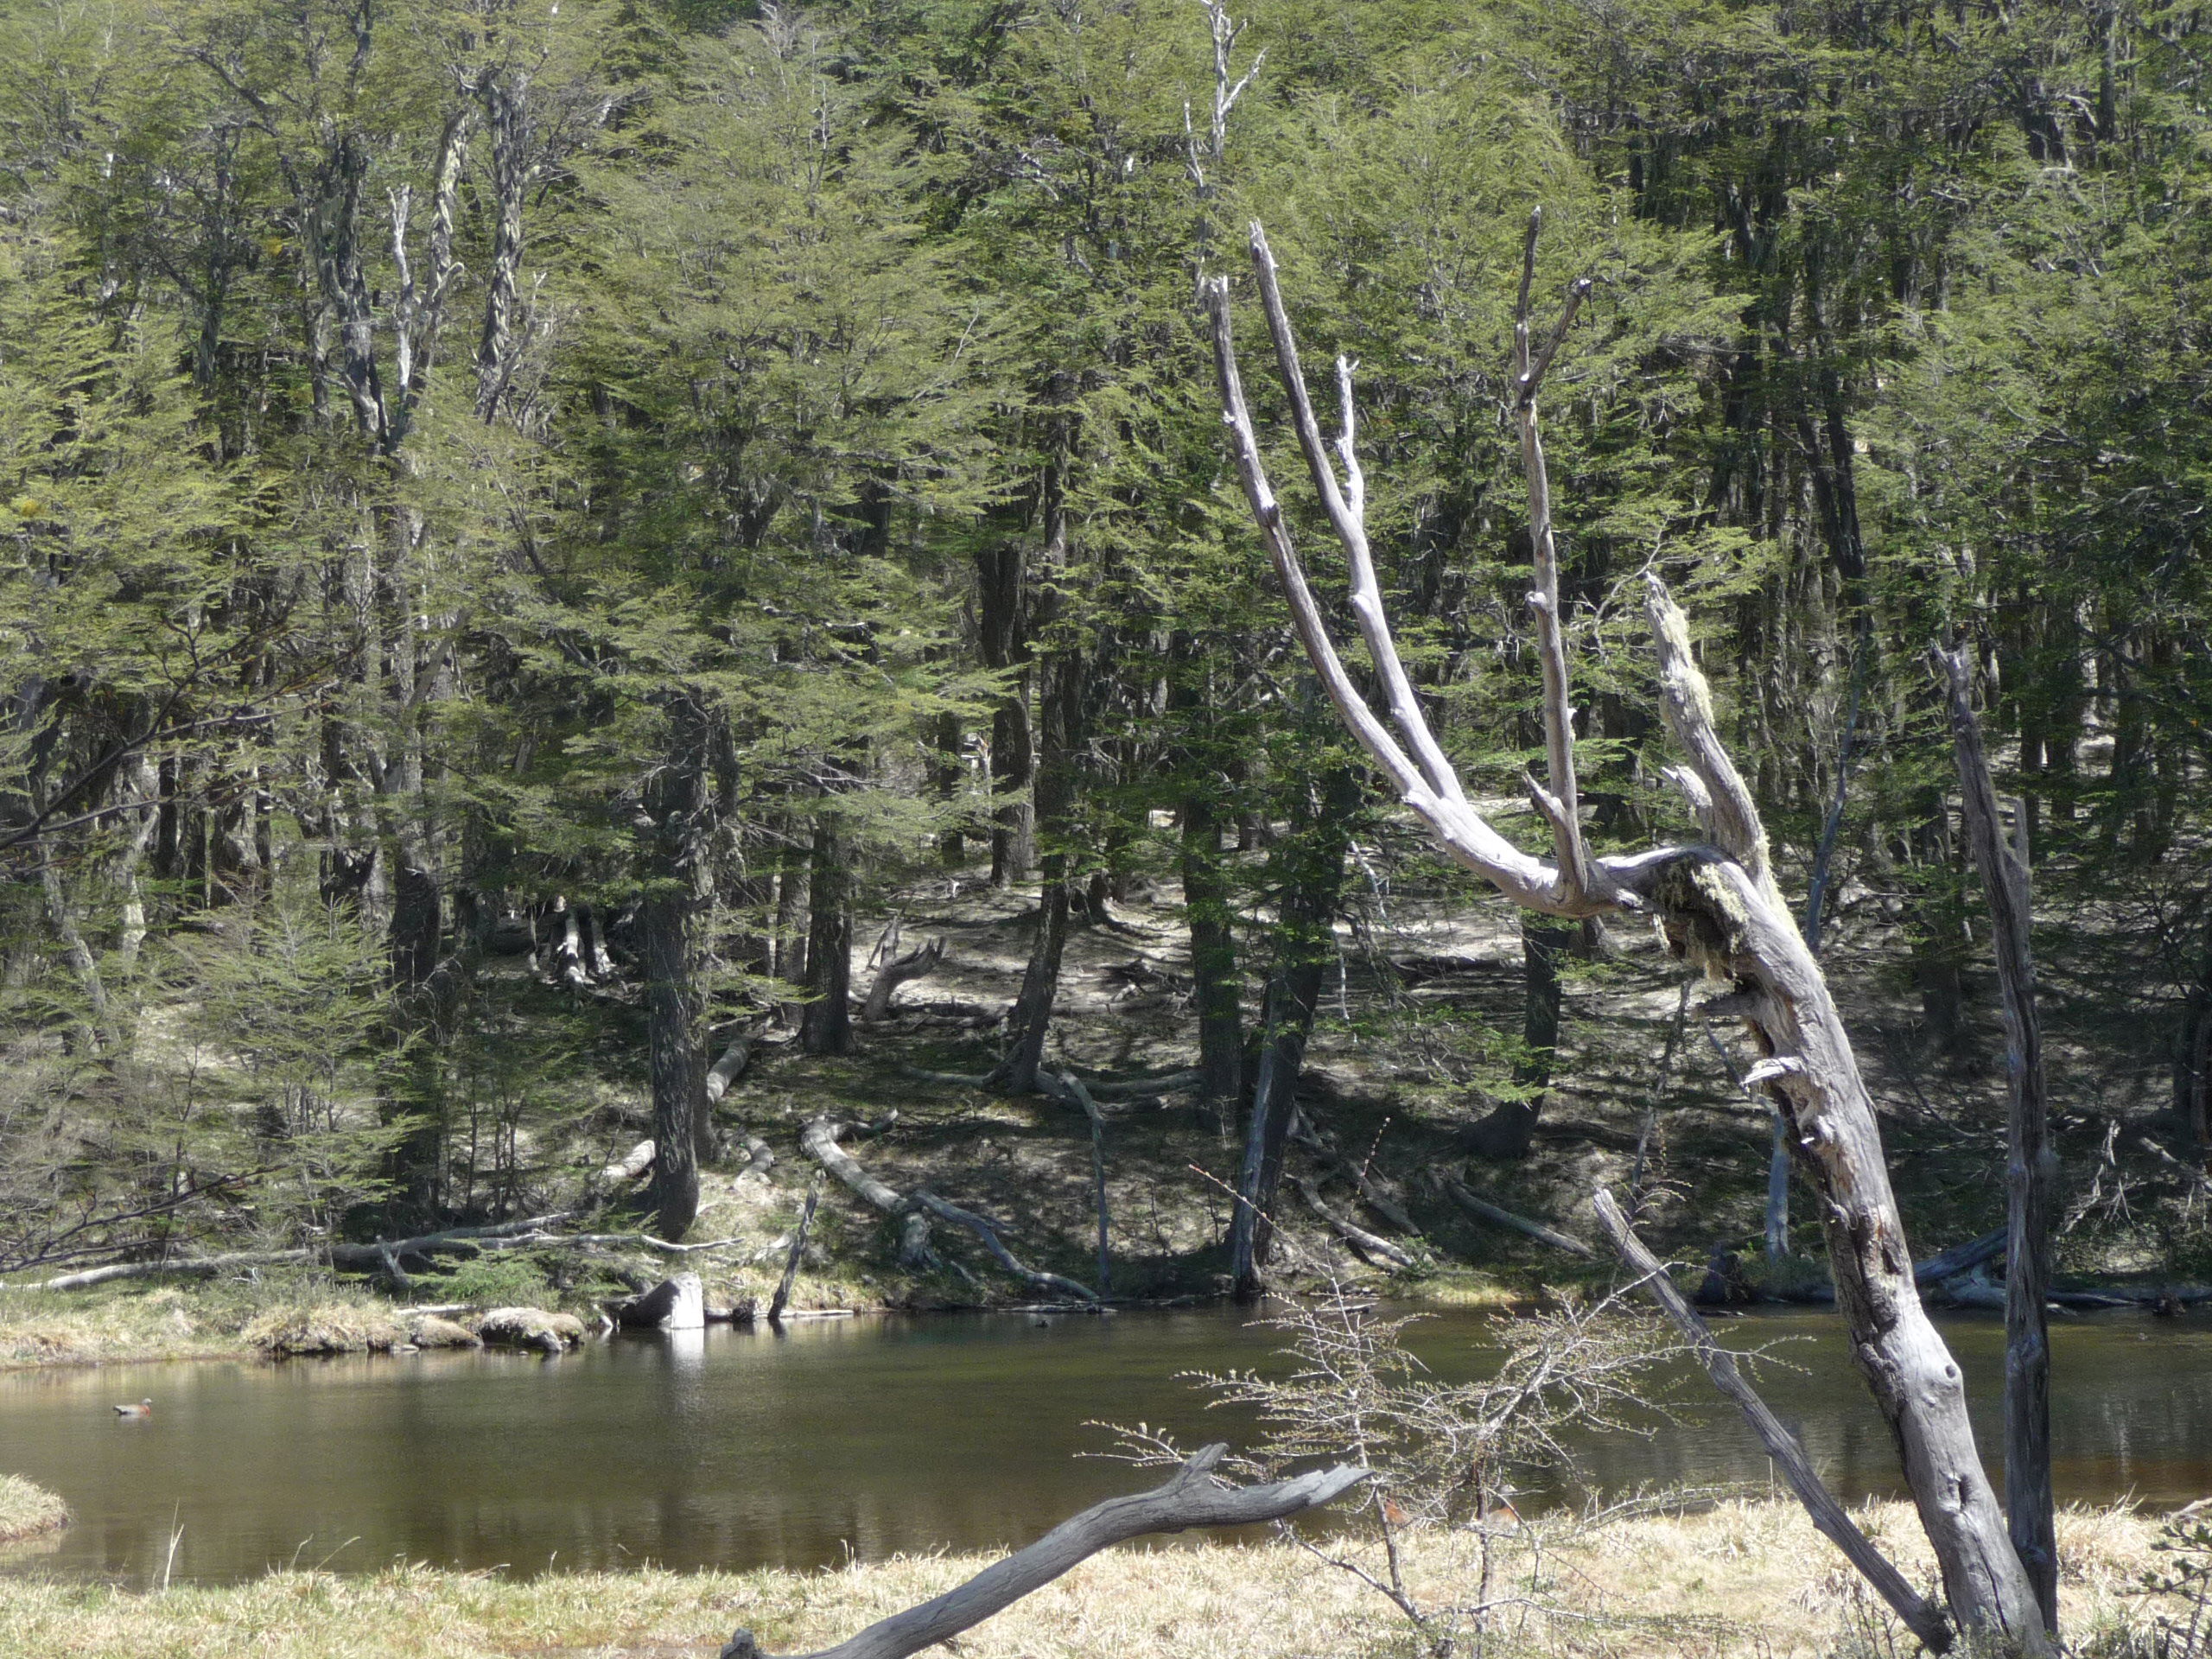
xmin=1204 ymin=230 xmax=2051 ymax=1652
xmin=640 ymin=885 xmax=702 ymax=1242
xmin=641 ymin=698 xmax=714 ymax=1241
xmin=716 ymin=1446 xmax=1367 ymax=1659
xmin=799 ymin=821 xmax=855 ymax=1057
xmin=1942 ymin=646 xmax=2058 ymax=1630
xmin=976 ymin=540 xmax=1034 ymax=886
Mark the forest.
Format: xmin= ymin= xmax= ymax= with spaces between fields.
xmin=6 ymin=0 xmax=2211 ymax=1287
xmin=10 ymin=0 xmax=2212 ymax=1651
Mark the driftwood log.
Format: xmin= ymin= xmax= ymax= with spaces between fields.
xmin=716 ymin=1444 xmax=1367 ymax=1659
xmin=1295 ymin=1176 xmax=1421 ymax=1269
xmin=1206 ymin=216 xmax=2050 ymax=1649
xmin=801 ymin=1115 xmax=937 ymax=1269
xmin=1441 ymin=1179 xmax=1593 ymax=1258
xmin=1593 ymin=1190 xmax=1953 ymax=1653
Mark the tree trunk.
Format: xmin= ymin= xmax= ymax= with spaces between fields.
xmin=976 ymin=539 xmax=1034 ymax=886
xmin=1465 ymin=915 xmax=1571 ymax=1159
xmin=641 ymin=699 xmax=714 ymax=1241
xmin=1942 ymin=649 xmax=2058 ymax=1630
xmin=1229 ymin=763 xmax=1359 ymax=1298
xmin=799 ymin=821 xmax=855 ymax=1057
xmin=1179 ymin=794 xmax=1244 ymax=1108
xmin=1205 ymin=245 xmax=2050 ymax=1649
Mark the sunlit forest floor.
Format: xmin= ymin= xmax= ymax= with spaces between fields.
xmin=0 ymin=1497 xmax=2183 ymax=1658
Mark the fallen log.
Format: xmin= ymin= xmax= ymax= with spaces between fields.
xmin=909 ymin=1191 xmax=1100 ymax=1305
xmin=802 ymin=1116 xmax=936 ymax=1269
xmin=22 ymin=1213 xmax=584 ymax=1291
xmin=716 ymin=1444 xmax=1367 ymax=1659
xmin=601 ymin=1140 xmax=657 ymax=1184
xmin=1442 ymin=1179 xmax=1594 ymax=1258
xmin=704 ymin=1039 xmax=753 ymax=1104
xmin=1916 ymin=1226 xmax=2008 ymax=1287
xmin=861 ymin=938 xmax=945 ymax=1024
xmin=1292 ymin=1122 xmax=1422 ymax=1236
xmin=1294 ymin=1176 xmax=1421 ymax=1270
xmin=1593 ymin=1190 xmax=1953 ymax=1653
xmin=25 ymin=1247 xmax=315 ymax=1292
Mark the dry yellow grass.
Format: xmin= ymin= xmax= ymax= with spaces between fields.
xmin=0 ymin=1472 xmax=70 ymax=1545
xmin=0 ymin=1500 xmax=2184 ymax=1658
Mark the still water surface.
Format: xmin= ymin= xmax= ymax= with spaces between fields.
xmin=2 ymin=1305 xmax=2209 ymax=1586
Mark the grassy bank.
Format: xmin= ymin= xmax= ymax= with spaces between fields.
xmin=0 ymin=1500 xmax=2188 ymax=1658
xmin=0 ymin=1473 xmax=68 ymax=1545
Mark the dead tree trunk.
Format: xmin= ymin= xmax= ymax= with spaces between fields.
xmin=1941 ymin=646 xmax=2059 ymax=1630
xmin=1204 ymin=216 xmax=2050 ymax=1655
xmin=717 ymin=1446 xmax=1366 ymax=1659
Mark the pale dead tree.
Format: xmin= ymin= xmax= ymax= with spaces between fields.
xmin=1201 ymin=218 xmax=2053 ymax=1655
xmin=1940 ymin=645 xmax=2058 ymax=1631
xmin=1183 ymin=0 xmax=1265 ymax=194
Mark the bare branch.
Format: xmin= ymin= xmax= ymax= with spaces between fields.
xmin=1643 ymin=575 xmax=1776 ymax=899
xmin=1245 ymin=226 xmax=1470 ymax=809
xmin=1512 ymin=211 xmax=1598 ymax=899
xmin=719 ymin=1446 xmax=1368 ymax=1659
xmin=1206 ymin=251 xmax=1588 ymax=912
xmin=1593 ymin=1189 xmax=1954 ymax=1653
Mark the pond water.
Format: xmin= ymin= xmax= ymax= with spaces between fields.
xmin=3 ymin=1304 xmax=2209 ymax=1587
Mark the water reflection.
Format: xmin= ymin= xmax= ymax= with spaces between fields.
xmin=0 ymin=1305 xmax=2205 ymax=1586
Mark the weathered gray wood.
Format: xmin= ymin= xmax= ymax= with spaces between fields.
xmin=1593 ymin=1190 xmax=1954 ymax=1654
xmin=717 ymin=1445 xmax=1368 ymax=1659
xmin=800 ymin=1116 xmax=936 ymax=1270
xmin=1039 ymin=1069 xmax=1112 ymax=1296
xmin=703 ymin=1039 xmax=753 ymax=1104
xmin=768 ymin=1179 xmax=821 ymax=1325
xmin=909 ymin=1190 xmax=1100 ymax=1305
xmin=1295 ymin=1176 xmax=1420 ymax=1269
xmin=1942 ymin=645 xmax=2058 ymax=1630
xmin=601 ymin=1139 xmax=657 ymax=1183
xmin=1442 ymin=1179 xmax=1593 ymax=1258
xmin=861 ymin=938 xmax=945 ymax=1024
xmin=1205 ymin=228 xmax=2052 ymax=1653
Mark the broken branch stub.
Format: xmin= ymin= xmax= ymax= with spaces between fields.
xmin=1206 ymin=219 xmax=2050 ymax=1655
xmin=718 ymin=1445 xmax=1368 ymax=1659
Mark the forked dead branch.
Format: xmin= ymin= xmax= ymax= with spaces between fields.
xmin=1202 ymin=217 xmax=2053 ymax=1654
xmin=715 ymin=1446 xmax=1367 ymax=1659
